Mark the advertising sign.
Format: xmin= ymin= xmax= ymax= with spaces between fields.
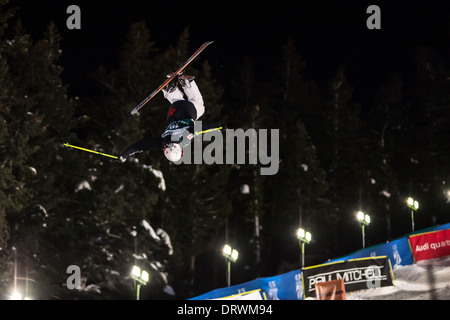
xmin=302 ymin=256 xmax=394 ymax=298
xmin=409 ymin=229 xmax=450 ymax=262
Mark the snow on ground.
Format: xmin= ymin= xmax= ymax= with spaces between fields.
xmin=346 ymin=256 xmax=450 ymax=300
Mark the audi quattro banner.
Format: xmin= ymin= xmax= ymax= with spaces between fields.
xmin=302 ymin=256 xmax=394 ymax=298
xmin=409 ymin=229 xmax=450 ymax=262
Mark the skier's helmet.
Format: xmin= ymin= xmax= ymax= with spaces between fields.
xmin=164 ymin=143 xmax=182 ymax=162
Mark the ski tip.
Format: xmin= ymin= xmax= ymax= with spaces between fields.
xmin=63 ymin=142 xmax=69 ymax=147
xmin=131 ymin=108 xmax=138 ymax=115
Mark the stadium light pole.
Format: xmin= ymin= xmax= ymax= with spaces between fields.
xmin=407 ymin=197 xmax=419 ymax=232
xmin=222 ymin=244 xmax=238 ymax=287
xmin=356 ymin=211 xmax=370 ymax=248
xmin=131 ymin=265 xmax=149 ymax=300
xmin=296 ymin=228 xmax=311 ymax=268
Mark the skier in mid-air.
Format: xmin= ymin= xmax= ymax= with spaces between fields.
xmin=119 ymin=74 xmax=221 ymax=163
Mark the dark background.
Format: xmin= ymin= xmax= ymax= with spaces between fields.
xmin=16 ymin=1 xmax=450 ymax=99
xmin=3 ymin=0 xmax=449 ymax=299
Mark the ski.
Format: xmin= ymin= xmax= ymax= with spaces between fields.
xmin=131 ymin=41 xmax=214 ymax=115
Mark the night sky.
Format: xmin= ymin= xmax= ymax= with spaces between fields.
xmin=14 ymin=0 xmax=450 ymax=103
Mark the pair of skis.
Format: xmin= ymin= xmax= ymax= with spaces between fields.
xmin=131 ymin=41 xmax=214 ymax=115
xmin=65 ymin=41 xmax=215 ymax=159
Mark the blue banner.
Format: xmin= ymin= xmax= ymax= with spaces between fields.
xmin=190 ymin=269 xmax=303 ymax=300
xmin=327 ymin=237 xmax=413 ymax=267
xmin=327 ymin=223 xmax=450 ymax=268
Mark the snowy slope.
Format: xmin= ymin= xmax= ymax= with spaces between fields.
xmin=346 ymin=256 xmax=450 ymax=300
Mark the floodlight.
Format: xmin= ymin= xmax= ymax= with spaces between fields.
xmin=296 ymin=227 xmax=312 ymax=268
xmin=131 ymin=265 xmax=149 ymax=300
xmin=297 ymin=228 xmax=311 ymax=244
xmin=407 ymin=196 xmax=419 ymax=232
xmin=223 ymin=244 xmax=232 ymax=256
xmin=131 ymin=265 xmax=141 ymax=279
xmin=141 ymin=270 xmax=149 ymax=283
xmin=297 ymin=228 xmax=305 ymax=239
xmin=357 ymin=211 xmax=365 ymax=222
xmin=407 ymin=197 xmax=414 ymax=207
xmin=356 ymin=211 xmax=370 ymax=248
xmin=356 ymin=211 xmax=370 ymax=226
xmin=407 ymin=197 xmax=419 ymax=210
xmin=222 ymin=244 xmax=239 ymax=286
xmin=305 ymin=232 xmax=312 ymax=242
xmin=231 ymin=249 xmax=239 ymax=262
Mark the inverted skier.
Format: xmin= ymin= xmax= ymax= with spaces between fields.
xmin=119 ymin=74 xmax=221 ymax=163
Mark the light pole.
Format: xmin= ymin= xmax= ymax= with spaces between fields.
xmin=131 ymin=265 xmax=149 ymax=300
xmin=222 ymin=244 xmax=238 ymax=287
xmin=356 ymin=211 xmax=370 ymax=248
xmin=407 ymin=197 xmax=419 ymax=232
xmin=296 ymin=228 xmax=311 ymax=268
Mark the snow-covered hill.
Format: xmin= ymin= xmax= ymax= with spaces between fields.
xmin=346 ymin=256 xmax=450 ymax=300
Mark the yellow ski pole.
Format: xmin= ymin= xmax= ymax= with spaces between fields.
xmin=63 ymin=143 xmax=118 ymax=159
xmin=195 ymin=126 xmax=223 ymax=136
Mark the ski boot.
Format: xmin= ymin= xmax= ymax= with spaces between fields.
xmin=165 ymin=72 xmax=195 ymax=89
xmin=178 ymin=74 xmax=195 ymax=88
xmin=164 ymin=74 xmax=179 ymax=93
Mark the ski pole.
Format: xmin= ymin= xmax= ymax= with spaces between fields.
xmin=195 ymin=126 xmax=223 ymax=136
xmin=63 ymin=143 xmax=118 ymax=159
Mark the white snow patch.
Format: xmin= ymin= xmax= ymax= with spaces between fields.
xmin=157 ymin=228 xmax=174 ymax=255
xmin=141 ymin=219 xmax=160 ymax=241
xmin=149 ymin=262 xmax=170 ymax=285
xmin=84 ymin=284 xmax=101 ymax=294
xmin=114 ymin=184 xmax=124 ymax=194
xmin=36 ymin=204 xmax=48 ymax=217
xmin=102 ymin=247 xmax=114 ymax=261
xmin=301 ymin=163 xmax=308 ymax=172
xmin=149 ymin=262 xmax=174 ymax=293
xmin=110 ymin=270 xmax=120 ymax=276
xmin=132 ymin=253 xmax=148 ymax=260
xmin=75 ymin=180 xmax=91 ymax=192
xmin=380 ymin=190 xmax=391 ymax=198
xmin=164 ymin=285 xmax=176 ymax=296
xmin=240 ymin=184 xmax=250 ymax=194
xmin=143 ymin=165 xmax=166 ymax=191
xmin=159 ymin=272 xmax=169 ymax=284
xmin=150 ymin=261 xmax=164 ymax=271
